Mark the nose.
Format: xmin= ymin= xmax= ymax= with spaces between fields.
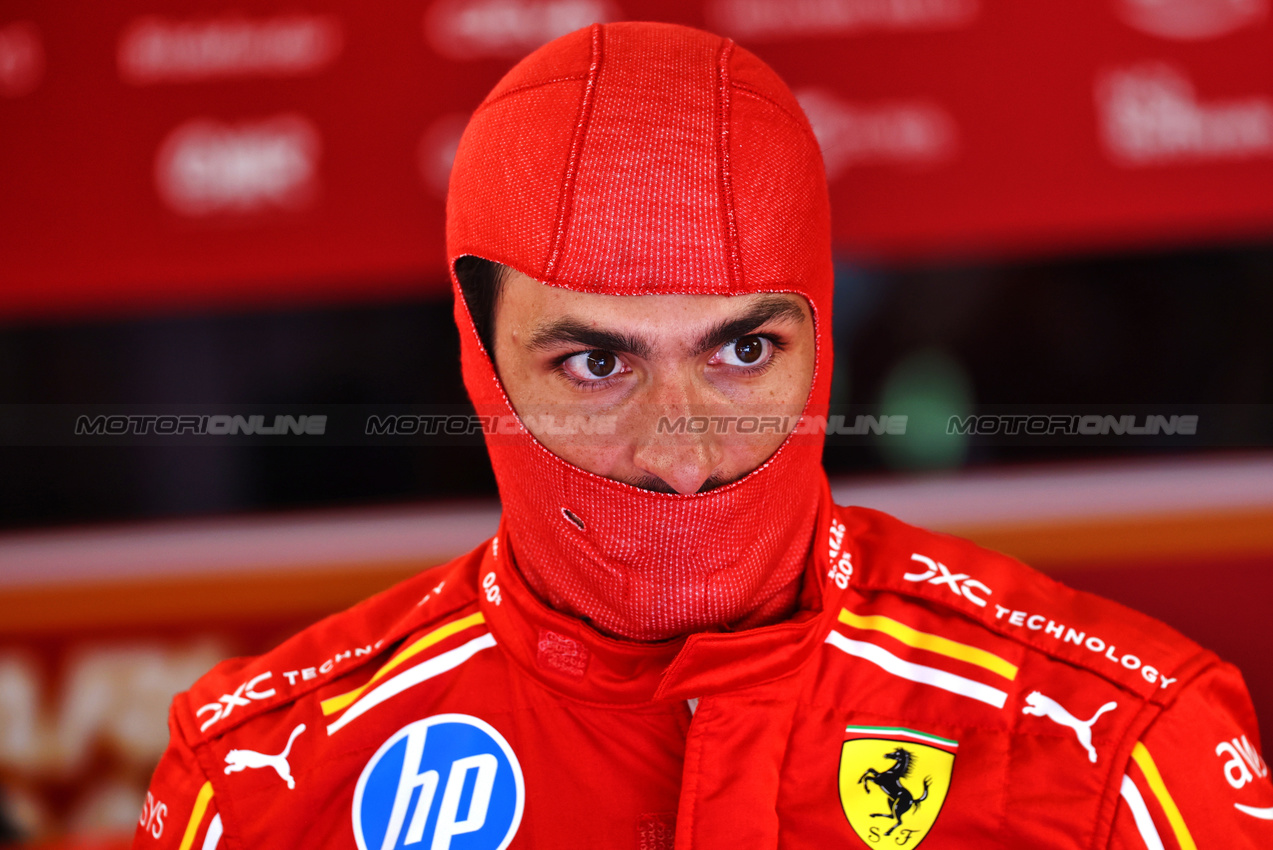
xmin=630 ymin=372 xmax=725 ymax=495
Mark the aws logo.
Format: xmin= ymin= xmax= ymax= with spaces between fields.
xmin=353 ymin=714 xmax=523 ymax=850
xmin=839 ymin=726 xmax=957 ymax=847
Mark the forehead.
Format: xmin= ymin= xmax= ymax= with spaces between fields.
xmin=500 ymin=270 xmax=812 ymax=330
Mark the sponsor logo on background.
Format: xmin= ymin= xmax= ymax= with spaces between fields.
xmin=354 ymin=714 xmax=523 ymax=850
xmin=0 ymin=643 xmax=226 ymax=834
xmin=796 ymin=89 xmax=957 ymax=178
xmin=1115 ymin=0 xmax=1267 ymax=41
xmin=0 ymin=644 xmax=226 ymax=773
xmin=418 ymin=114 xmax=472 ymax=199
xmin=1096 ymin=64 xmax=1273 ymax=165
xmin=117 ymin=14 xmax=342 ymax=84
xmin=155 ymin=114 xmax=321 ymax=216
xmin=0 ymin=21 xmax=43 ymax=97
xmin=839 ymin=726 xmax=956 ymax=847
xmin=708 ymin=0 xmax=979 ymax=40
xmin=424 ymin=0 xmax=617 ymax=60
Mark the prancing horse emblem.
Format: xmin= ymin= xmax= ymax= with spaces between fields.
xmin=839 ymin=726 xmax=955 ymax=848
xmin=858 ymin=747 xmax=932 ymax=836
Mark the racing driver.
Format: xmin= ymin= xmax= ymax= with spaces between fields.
xmin=136 ymin=21 xmax=1271 ymax=850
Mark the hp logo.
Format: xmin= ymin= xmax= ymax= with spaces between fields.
xmin=353 ymin=714 xmax=524 ymax=850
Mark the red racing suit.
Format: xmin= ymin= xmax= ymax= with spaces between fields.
xmin=135 ymin=485 xmax=1272 ymax=849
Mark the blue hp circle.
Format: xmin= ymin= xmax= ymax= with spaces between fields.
xmin=353 ymin=714 xmax=524 ymax=850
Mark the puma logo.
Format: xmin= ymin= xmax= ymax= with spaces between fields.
xmin=1022 ymin=691 xmax=1117 ymax=763
xmin=223 ymin=723 xmax=306 ymax=789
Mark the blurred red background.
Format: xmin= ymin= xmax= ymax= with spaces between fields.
xmin=3 ymin=0 xmax=1273 ymax=318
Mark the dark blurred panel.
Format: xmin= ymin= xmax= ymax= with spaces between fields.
xmin=0 ymin=294 xmax=496 ymax=529
xmin=2 ymin=241 xmax=1269 ymax=529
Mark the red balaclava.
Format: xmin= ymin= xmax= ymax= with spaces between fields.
xmin=446 ymin=21 xmax=833 ymax=641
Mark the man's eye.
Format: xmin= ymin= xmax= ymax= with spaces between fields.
xmin=717 ymin=335 xmax=772 ymax=368
xmin=563 ymin=350 xmax=624 ymax=381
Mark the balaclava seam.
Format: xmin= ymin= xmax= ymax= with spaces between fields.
xmin=714 ymin=37 xmax=743 ymax=291
xmin=545 ymin=24 xmax=603 ymax=280
xmin=479 ymin=73 xmax=590 ymax=112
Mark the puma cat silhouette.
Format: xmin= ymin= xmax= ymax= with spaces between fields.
xmin=1022 ymin=691 xmax=1117 ymax=763
xmin=224 ymin=723 xmax=306 ymax=789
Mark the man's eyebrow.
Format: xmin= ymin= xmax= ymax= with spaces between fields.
xmin=526 ymin=319 xmax=654 ymax=359
xmin=524 ymin=295 xmax=806 ymax=359
xmin=691 ymin=295 xmax=807 ymax=356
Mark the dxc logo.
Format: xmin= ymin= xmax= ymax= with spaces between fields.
xmin=353 ymin=714 xmax=524 ymax=850
xmin=904 ymin=554 xmax=992 ymax=607
xmin=197 ymin=672 xmax=276 ymax=732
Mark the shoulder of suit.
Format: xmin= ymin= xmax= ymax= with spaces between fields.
xmin=170 ymin=540 xmax=488 ymax=748
xmin=833 ymin=504 xmax=1219 ymax=706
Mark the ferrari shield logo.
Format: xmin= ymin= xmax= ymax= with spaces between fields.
xmin=839 ymin=726 xmax=957 ymax=847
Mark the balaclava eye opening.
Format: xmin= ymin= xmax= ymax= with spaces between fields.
xmin=446 ymin=21 xmax=834 ymax=641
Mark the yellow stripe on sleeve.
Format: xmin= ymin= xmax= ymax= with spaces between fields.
xmin=1131 ymin=742 xmax=1197 ymax=850
xmin=177 ymin=781 xmax=214 ymax=850
xmin=321 ymin=611 xmax=485 ymax=716
xmin=838 ymin=608 xmax=1018 ymax=681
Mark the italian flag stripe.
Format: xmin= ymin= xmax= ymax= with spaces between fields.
xmin=844 ymin=725 xmax=959 ymax=748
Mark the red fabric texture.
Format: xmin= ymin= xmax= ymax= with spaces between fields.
xmin=135 ymin=502 xmax=1272 ymax=848
xmin=445 ymin=21 xmax=834 ymax=641
xmin=1123 ymin=663 xmax=1273 ymax=849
